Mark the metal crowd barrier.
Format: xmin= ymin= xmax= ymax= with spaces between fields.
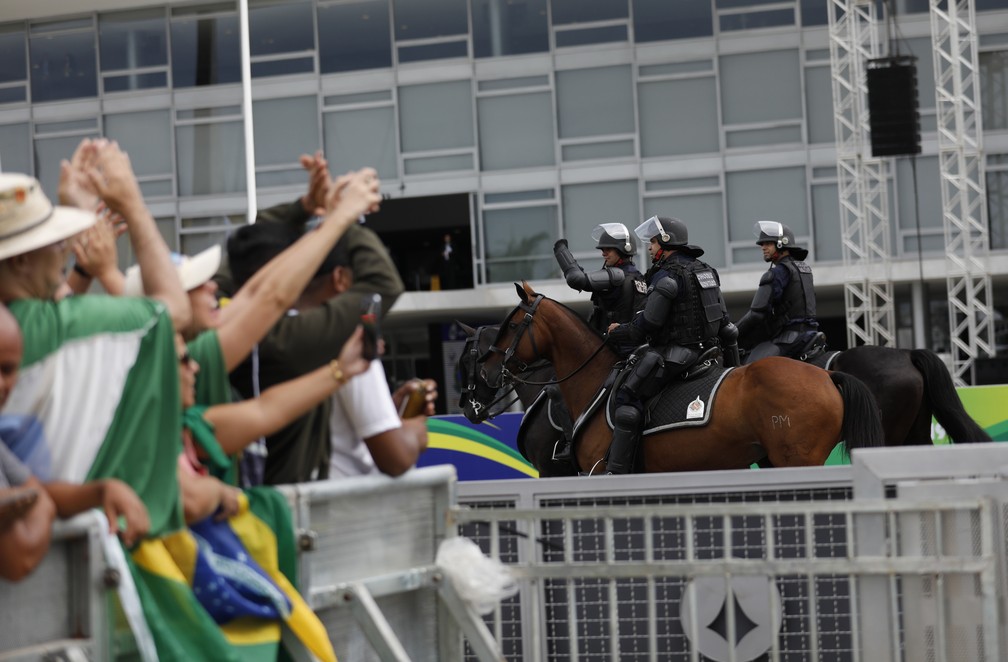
xmin=455 ymin=445 xmax=1008 ymax=662
xmin=1 ymin=465 xmax=505 ymax=662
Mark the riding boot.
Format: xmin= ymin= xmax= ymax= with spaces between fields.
xmin=606 ymin=406 xmax=641 ymax=475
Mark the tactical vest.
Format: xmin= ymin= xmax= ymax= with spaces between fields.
xmin=588 ymin=266 xmax=646 ymax=332
xmin=774 ymin=258 xmax=816 ymax=334
xmin=655 ymin=259 xmax=722 ymax=346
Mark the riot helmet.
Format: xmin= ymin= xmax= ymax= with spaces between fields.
xmin=634 ymin=216 xmax=688 ymax=249
xmin=753 ymin=221 xmax=808 ymax=260
xmin=592 ymin=223 xmax=635 ymax=256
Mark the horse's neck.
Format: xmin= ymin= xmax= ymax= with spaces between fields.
xmin=515 ymin=366 xmax=554 ymax=408
xmin=546 ymin=321 xmax=616 ymax=418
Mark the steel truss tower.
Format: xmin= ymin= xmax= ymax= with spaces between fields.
xmin=830 ymin=0 xmax=995 ymax=384
xmin=828 ymin=0 xmax=897 ymax=349
xmin=930 ymin=0 xmax=996 ymax=385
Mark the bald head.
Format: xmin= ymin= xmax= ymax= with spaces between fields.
xmin=0 ymin=305 xmax=23 ymax=409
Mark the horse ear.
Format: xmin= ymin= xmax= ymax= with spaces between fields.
xmin=521 ymin=280 xmax=536 ymax=297
xmin=456 ymin=321 xmax=476 ymax=336
xmin=514 ymin=282 xmax=529 ymax=302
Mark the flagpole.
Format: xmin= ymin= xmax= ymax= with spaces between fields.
xmin=239 ymin=0 xmax=257 ymax=224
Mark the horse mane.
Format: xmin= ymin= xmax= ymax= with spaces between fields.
xmin=523 ymin=285 xmax=605 ymax=340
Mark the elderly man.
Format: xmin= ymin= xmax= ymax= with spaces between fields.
xmin=0 ymin=139 xmax=189 ymax=537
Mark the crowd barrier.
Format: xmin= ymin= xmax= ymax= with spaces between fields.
xmin=0 ymin=465 xmax=504 ymax=662
xmin=454 ymin=445 xmax=1008 ymax=661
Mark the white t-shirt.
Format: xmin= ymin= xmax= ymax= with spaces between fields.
xmin=328 ymin=360 xmax=402 ymax=478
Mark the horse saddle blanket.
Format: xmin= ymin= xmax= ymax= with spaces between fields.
xmin=808 ymin=350 xmax=840 ymax=370
xmin=605 ymin=364 xmax=735 ymax=435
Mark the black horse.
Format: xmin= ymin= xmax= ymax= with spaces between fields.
xmin=458 ymin=323 xmax=989 ymax=475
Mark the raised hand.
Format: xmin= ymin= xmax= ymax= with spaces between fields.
xmin=323 ymin=167 xmax=381 ymax=222
xmin=335 ymin=326 xmax=372 ymax=382
xmin=86 ymin=140 xmax=146 ymax=220
xmin=299 ymin=150 xmax=330 ymax=216
xmin=58 ymin=138 xmax=102 ymax=211
xmin=72 ymin=216 xmax=120 ymax=282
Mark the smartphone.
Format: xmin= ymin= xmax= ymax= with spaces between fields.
xmin=360 ymin=293 xmax=382 ymax=361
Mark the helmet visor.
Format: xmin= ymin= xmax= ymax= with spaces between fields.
xmin=754 ymin=220 xmax=784 ymax=242
xmin=634 ymin=216 xmax=665 ymax=242
xmin=592 ymin=223 xmax=629 ymax=244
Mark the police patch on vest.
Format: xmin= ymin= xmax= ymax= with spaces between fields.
xmin=686 ymin=396 xmax=705 ymax=419
xmin=695 ymin=270 xmax=718 ymax=289
xmin=634 ymin=279 xmax=647 ymax=294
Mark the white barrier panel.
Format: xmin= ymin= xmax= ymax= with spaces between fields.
xmin=454 ymin=446 xmax=1008 ymax=662
xmin=0 ymin=511 xmax=110 ymax=661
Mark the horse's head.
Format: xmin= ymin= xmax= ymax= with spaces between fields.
xmin=455 ymin=321 xmax=505 ymax=423
xmin=477 ymin=282 xmax=549 ymax=395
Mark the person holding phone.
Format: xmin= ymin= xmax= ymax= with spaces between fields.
xmin=226 ymin=196 xmax=407 ymax=484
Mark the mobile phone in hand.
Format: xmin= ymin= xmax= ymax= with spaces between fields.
xmin=360 ymin=293 xmax=382 ymax=361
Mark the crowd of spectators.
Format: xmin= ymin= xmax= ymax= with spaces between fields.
xmin=0 ymin=139 xmax=437 ymax=656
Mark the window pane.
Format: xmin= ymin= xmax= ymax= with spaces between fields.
xmin=812 ymin=183 xmax=841 ymax=261
xmin=403 ymin=153 xmax=472 ymax=174
xmin=103 ymin=71 xmax=168 ymax=91
xmin=644 ymin=192 xmax=725 ymax=268
xmin=253 ymin=96 xmax=319 ymax=167
xmin=725 ymin=125 xmax=801 ymax=148
xmin=555 ymin=25 xmax=627 ymax=48
xmin=556 ymin=65 xmax=634 ymax=139
xmin=987 ymin=168 xmax=1008 ymax=250
xmin=0 ymin=123 xmax=31 ymax=174
xmin=181 ymin=230 xmax=228 ymax=256
xmin=720 ymin=49 xmax=801 ymax=125
xmin=483 ymin=205 xmax=557 ymax=258
xmin=561 ymin=179 xmax=639 ymax=253
xmin=398 ymin=80 xmax=474 ymax=152
xmin=561 ymin=140 xmax=633 ymax=160
xmin=633 ymin=0 xmax=712 ymax=41
xmin=486 ymin=256 xmax=557 ymax=283
xmin=0 ymin=28 xmax=27 ymax=84
xmin=719 ymin=8 xmax=794 ymax=32
xmin=324 ymin=106 xmax=398 ymax=180
xmin=800 ymin=0 xmax=829 ymax=26
xmin=318 ymin=1 xmax=391 ymax=73
xmin=478 ymin=91 xmax=554 ymax=170
xmin=29 ymin=31 xmax=98 ymax=102
xmin=725 ymin=167 xmax=807 ymax=248
xmin=805 ymin=66 xmax=835 ymax=144
xmin=397 ymin=40 xmax=467 ymax=63
xmin=551 ymin=0 xmax=628 ymax=24
xmin=981 ymin=51 xmax=1008 ymax=131
xmin=0 ymin=88 xmax=26 ymax=104
xmin=176 ymin=121 xmax=246 ymax=195
xmin=170 ymin=15 xmax=241 ymax=87
xmin=249 ymin=0 xmax=313 ymax=56
xmin=472 ymin=0 xmax=548 ymax=58
xmin=639 ymin=77 xmax=719 ymax=156
xmin=392 ymin=0 xmax=467 ymax=40
xmin=896 ymin=156 xmax=941 ymax=231
xmin=251 ymin=56 xmax=314 ymax=77
xmin=104 ymin=110 xmax=172 ymax=177
xmin=99 ymin=9 xmax=167 ymax=71
xmin=902 ymin=39 xmax=934 ymax=112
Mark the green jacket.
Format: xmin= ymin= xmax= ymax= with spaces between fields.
xmin=227 ymin=200 xmax=405 ymax=484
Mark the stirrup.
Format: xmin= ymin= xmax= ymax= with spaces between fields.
xmin=552 ymin=439 xmax=573 ymax=462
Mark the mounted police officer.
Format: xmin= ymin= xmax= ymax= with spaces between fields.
xmin=553 ymin=223 xmax=647 ymax=339
xmin=737 ymin=221 xmax=823 ymax=363
xmin=603 ymin=216 xmax=739 ymax=475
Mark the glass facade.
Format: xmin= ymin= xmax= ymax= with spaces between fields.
xmin=0 ymin=0 xmax=1006 ymax=316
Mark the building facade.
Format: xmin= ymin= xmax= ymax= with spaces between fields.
xmin=3 ymin=0 xmax=1008 ymax=399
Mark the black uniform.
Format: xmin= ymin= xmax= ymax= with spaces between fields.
xmin=737 ymin=254 xmax=819 ymax=363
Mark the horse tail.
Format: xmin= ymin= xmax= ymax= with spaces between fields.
xmin=830 ymin=372 xmax=886 ymax=455
xmin=908 ymin=349 xmax=992 ymax=443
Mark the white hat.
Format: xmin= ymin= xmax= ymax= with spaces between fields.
xmin=0 ymin=173 xmax=96 ymax=262
xmin=124 ymin=244 xmax=222 ymax=296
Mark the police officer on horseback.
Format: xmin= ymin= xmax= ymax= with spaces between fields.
xmin=602 ymin=216 xmax=739 ymax=475
xmin=554 ymin=223 xmax=647 ymax=338
xmin=737 ymin=221 xmax=824 ymax=364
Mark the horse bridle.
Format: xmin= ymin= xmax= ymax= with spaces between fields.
xmin=479 ymin=293 xmax=609 ymax=390
xmin=459 ymin=325 xmax=525 ymax=419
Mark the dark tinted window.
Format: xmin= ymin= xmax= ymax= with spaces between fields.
xmin=318 ymin=1 xmax=392 ymax=73
xmin=633 ymin=0 xmax=712 ymax=42
xmin=170 ymin=15 xmax=241 ymax=87
xmin=30 ymin=31 xmax=98 ymax=102
xmin=472 ymin=0 xmax=548 ymax=58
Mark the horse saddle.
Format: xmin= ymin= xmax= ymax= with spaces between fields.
xmin=807 ymin=348 xmax=841 ymax=370
xmin=516 ymin=384 xmax=575 ymax=463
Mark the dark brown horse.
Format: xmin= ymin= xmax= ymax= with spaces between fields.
xmin=473 ymin=283 xmax=884 ymax=474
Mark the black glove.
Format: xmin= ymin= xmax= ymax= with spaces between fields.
xmin=553 ymin=238 xmax=568 ymax=251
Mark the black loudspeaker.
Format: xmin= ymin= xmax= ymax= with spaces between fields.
xmin=866 ymin=56 xmax=922 ymax=158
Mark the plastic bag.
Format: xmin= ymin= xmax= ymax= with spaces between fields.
xmin=435 ymin=536 xmax=519 ymax=615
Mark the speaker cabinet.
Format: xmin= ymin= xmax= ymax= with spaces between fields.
xmin=866 ymin=56 xmax=922 ymax=158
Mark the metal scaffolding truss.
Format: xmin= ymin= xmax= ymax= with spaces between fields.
xmin=930 ymin=0 xmax=996 ymax=385
xmin=828 ymin=0 xmax=897 ymax=348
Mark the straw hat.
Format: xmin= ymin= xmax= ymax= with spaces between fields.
xmin=123 ymin=244 xmax=222 ymax=296
xmin=0 ymin=173 xmax=96 ymax=261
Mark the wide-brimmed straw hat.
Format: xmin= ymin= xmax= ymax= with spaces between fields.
xmin=123 ymin=244 xmax=222 ymax=296
xmin=0 ymin=173 xmax=96 ymax=262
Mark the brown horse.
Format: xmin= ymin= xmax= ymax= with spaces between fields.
xmin=475 ymin=282 xmax=885 ymax=474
